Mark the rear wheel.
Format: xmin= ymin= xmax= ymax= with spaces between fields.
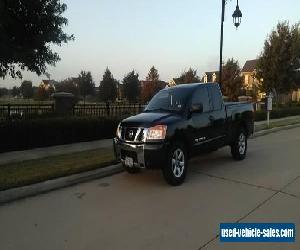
xmin=231 ymin=128 xmax=247 ymax=160
xmin=163 ymin=142 xmax=187 ymax=186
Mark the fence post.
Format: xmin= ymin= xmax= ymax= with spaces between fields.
xmin=106 ymin=101 xmax=110 ymax=116
xmin=7 ymin=104 xmax=10 ymax=119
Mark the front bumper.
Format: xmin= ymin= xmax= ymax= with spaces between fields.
xmin=113 ymin=137 xmax=168 ymax=169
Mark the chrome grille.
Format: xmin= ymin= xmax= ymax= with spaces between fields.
xmin=120 ymin=127 xmax=145 ymax=142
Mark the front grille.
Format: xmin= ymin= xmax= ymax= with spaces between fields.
xmin=121 ymin=127 xmax=144 ymax=142
xmin=137 ymin=128 xmax=145 ymax=141
xmin=124 ymin=127 xmax=139 ymax=141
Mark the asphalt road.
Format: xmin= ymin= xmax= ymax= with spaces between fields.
xmin=1 ymin=127 xmax=300 ymax=250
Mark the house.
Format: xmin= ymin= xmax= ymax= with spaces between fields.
xmin=202 ymin=71 xmax=219 ymax=83
xmin=241 ymin=59 xmax=259 ymax=91
xmin=292 ymin=89 xmax=300 ymax=102
xmin=39 ymin=80 xmax=57 ymax=91
xmin=168 ymin=78 xmax=179 ymax=87
xmin=241 ymin=59 xmax=266 ymax=101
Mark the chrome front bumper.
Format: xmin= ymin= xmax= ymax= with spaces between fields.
xmin=113 ymin=138 xmax=145 ymax=168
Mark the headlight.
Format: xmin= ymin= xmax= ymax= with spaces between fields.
xmin=146 ymin=125 xmax=167 ymax=140
xmin=116 ymin=123 xmax=122 ymax=138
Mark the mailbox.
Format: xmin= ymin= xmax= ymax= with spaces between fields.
xmin=267 ymin=96 xmax=272 ymax=111
xmin=265 ymin=93 xmax=273 ymax=111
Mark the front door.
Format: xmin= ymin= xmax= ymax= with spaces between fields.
xmin=188 ymin=86 xmax=214 ymax=151
xmin=207 ymin=85 xmax=227 ymax=147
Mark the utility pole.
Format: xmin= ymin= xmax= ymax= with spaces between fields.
xmin=219 ymin=0 xmax=242 ymax=89
xmin=219 ymin=0 xmax=225 ymax=88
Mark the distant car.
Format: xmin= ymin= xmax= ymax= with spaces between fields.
xmin=114 ymin=83 xmax=254 ymax=186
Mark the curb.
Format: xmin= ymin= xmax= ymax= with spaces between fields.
xmin=0 ymin=163 xmax=123 ymax=205
xmin=252 ymin=123 xmax=300 ymax=138
xmin=1 ymin=122 xmax=300 ymax=205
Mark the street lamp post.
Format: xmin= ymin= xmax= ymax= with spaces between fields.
xmin=219 ymin=0 xmax=242 ymax=88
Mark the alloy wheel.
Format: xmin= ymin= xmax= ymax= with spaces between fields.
xmin=171 ymin=148 xmax=185 ymax=178
xmin=238 ymin=133 xmax=246 ymax=155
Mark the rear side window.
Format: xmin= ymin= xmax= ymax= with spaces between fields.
xmin=208 ymin=85 xmax=223 ymax=110
xmin=191 ymin=87 xmax=211 ymax=112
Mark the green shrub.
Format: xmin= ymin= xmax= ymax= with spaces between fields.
xmin=0 ymin=116 xmax=120 ymax=153
xmin=254 ymin=107 xmax=300 ymax=121
xmin=254 ymin=110 xmax=267 ymax=121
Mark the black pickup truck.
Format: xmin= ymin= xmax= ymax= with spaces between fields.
xmin=114 ymin=83 xmax=254 ymax=186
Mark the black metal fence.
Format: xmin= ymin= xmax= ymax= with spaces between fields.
xmin=0 ymin=104 xmax=55 ymax=120
xmin=73 ymin=103 xmax=145 ymax=117
xmin=0 ymin=103 xmax=145 ymax=120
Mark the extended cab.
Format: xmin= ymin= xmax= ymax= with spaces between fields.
xmin=114 ymin=83 xmax=254 ymax=185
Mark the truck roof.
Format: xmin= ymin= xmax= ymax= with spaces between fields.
xmin=169 ymin=82 xmax=219 ymax=90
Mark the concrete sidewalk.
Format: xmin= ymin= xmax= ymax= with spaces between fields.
xmin=1 ymin=115 xmax=300 ymax=166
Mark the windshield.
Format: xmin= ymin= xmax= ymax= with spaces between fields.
xmin=145 ymin=88 xmax=191 ymax=113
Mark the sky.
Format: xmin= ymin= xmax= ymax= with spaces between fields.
xmin=1 ymin=0 xmax=300 ymax=88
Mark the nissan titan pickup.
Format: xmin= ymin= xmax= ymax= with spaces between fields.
xmin=114 ymin=83 xmax=254 ymax=186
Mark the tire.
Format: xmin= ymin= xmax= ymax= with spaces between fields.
xmin=231 ymin=128 xmax=247 ymax=160
xmin=163 ymin=141 xmax=188 ymax=186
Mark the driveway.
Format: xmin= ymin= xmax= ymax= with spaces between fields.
xmin=0 ymin=127 xmax=300 ymax=250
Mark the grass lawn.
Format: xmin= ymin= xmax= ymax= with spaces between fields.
xmin=255 ymin=116 xmax=300 ymax=131
xmin=0 ymin=147 xmax=117 ymax=191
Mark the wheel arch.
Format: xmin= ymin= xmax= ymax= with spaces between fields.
xmin=170 ymin=130 xmax=191 ymax=159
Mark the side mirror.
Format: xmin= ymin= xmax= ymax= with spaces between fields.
xmin=190 ymin=103 xmax=203 ymax=114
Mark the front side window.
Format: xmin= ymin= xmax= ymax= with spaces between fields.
xmin=208 ymin=86 xmax=223 ymax=110
xmin=191 ymin=87 xmax=211 ymax=112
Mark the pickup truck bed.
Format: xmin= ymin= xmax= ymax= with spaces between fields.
xmin=225 ymin=102 xmax=254 ymax=140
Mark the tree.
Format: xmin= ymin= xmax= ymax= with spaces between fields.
xmin=177 ymin=68 xmax=201 ymax=84
xmin=35 ymin=85 xmax=54 ymax=101
xmin=0 ymin=0 xmax=74 ymax=79
xmin=11 ymin=86 xmax=20 ymax=97
xmin=141 ymin=66 xmax=162 ymax=103
xmin=35 ymin=86 xmax=49 ymax=101
xmin=256 ymin=21 xmax=300 ymax=102
xmin=20 ymin=80 xmax=33 ymax=99
xmin=55 ymin=78 xmax=79 ymax=97
xmin=78 ymin=71 xmax=95 ymax=103
xmin=99 ymin=68 xmax=118 ymax=102
xmin=0 ymin=87 xmax=8 ymax=97
xmin=146 ymin=66 xmax=159 ymax=82
xmin=221 ymin=58 xmax=243 ymax=101
xmin=123 ymin=70 xmax=140 ymax=103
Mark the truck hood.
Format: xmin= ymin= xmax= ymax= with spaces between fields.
xmin=121 ymin=111 xmax=182 ymax=128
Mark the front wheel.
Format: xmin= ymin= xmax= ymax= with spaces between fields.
xmin=231 ymin=128 xmax=247 ymax=160
xmin=163 ymin=142 xmax=188 ymax=186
